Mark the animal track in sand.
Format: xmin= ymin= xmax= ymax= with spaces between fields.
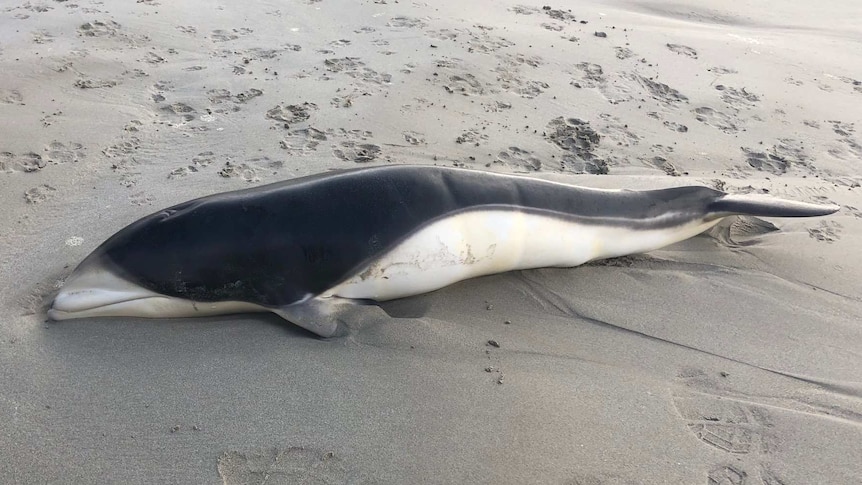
xmin=32 ymin=29 xmax=54 ymax=44
xmin=24 ymin=184 xmax=57 ymax=204
xmin=827 ymin=121 xmax=862 ymax=160
xmin=541 ymin=22 xmax=564 ymax=32
xmin=73 ymin=78 xmax=119 ymax=89
xmin=266 ymin=102 xmax=318 ymax=124
xmin=218 ymin=447 xmax=357 ymax=485
xmin=206 ymin=88 xmax=263 ymax=114
xmin=741 ymin=139 xmax=813 ymax=176
xmin=333 ymin=142 xmax=382 ymax=163
xmin=664 ymin=120 xmax=689 ymax=133
xmin=571 ymin=63 xmax=632 ymax=104
xmin=628 ymin=73 xmax=688 ymax=106
xmin=837 ymin=76 xmax=862 ymax=93
xmin=102 ymin=137 xmax=141 ymax=159
xmin=495 ymin=54 xmax=548 ymax=98
xmin=128 ymin=192 xmax=155 ymax=206
xmin=0 ymin=151 xmax=46 ymax=173
xmin=715 ymin=85 xmax=760 ymax=109
xmin=466 ymin=30 xmax=515 ymax=54
xmin=742 ymin=149 xmax=789 ymax=175
xmin=77 ymin=20 xmax=121 ymax=37
xmin=44 ymin=141 xmax=85 ymax=164
xmin=666 ymin=43 xmax=698 ymax=58
xmin=428 ymin=29 xmax=459 ymax=41
xmin=560 ymin=154 xmax=609 ymax=175
xmin=160 ymin=102 xmax=196 ymax=122
xmin=217 ymin=157 xmax=282 ymax=183
xmin=169 ymin=151 xmax=220 ymax=178
xmin=279 ymin=127 xmax=328 ymax=155
xmin=509 ymin=5 xmax=539 ymax=15
xmin=598 ymin=115 xmax=640 ymax=147
xmin=387 ymin=16 xmax=426 ymax=29
xmin=209 ymin=28 xmax=253 ymax=42
xmin=322 ymin=58 xmax=392 ymax=87
xmin=443 ymin=73 xmax=486 ymax=96
xmin=615 ymin=46 xmax=635 ymax=59
xmin=495 ymin=147 xmax=542 ymax=171
xmin=1 ymin=88 xmax=24 ymax=105
xmin=807 ymin=220 xmax=842 ymax=243
xmin=644 ymin=155 xmax=681 ymax=176
xmin=494 ymin=69 xmax=548 ymax=98
xmin=710 ymin=66 xmax=738 ymax=75
xmin=141 ymin=51 xmax=166 ymax=64
xmin=455 ymin=129 xmax=489 ymax=146
xmin=403 ymin=131 xmax=425 ymax=145
xmin=693 ymin=107 xmax=740 ymax=134
xmin=545 ymin=117 xmax=602 ymax=161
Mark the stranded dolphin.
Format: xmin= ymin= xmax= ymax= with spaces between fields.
xmin=48 ymin=165 xmax=839 ymax=337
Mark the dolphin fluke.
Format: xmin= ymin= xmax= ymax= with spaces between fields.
xmin=707 ymin=193 xmax=840 ymax=219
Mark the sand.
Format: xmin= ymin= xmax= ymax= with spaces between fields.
xmin=1 ymin=0 xmax=861 ymax=483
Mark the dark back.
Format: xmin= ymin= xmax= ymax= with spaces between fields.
xmin=91 ymin=166 xmax=719 ymax=306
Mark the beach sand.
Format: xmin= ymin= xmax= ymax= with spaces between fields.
xmin=1 ymin=0 xmax=860 ymax=483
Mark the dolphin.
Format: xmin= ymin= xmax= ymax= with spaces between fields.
xmin=48 ymin=165 xmax=840 ymax=336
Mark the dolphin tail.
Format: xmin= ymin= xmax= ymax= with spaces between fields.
xmin=706 ymin=194 xmax=840 ymax=219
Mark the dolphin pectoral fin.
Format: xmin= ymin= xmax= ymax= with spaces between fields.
xmin=272 ymin=298 xmax=350 ymax=338
xmin=272 ymin=297 xmax=388 ymax=338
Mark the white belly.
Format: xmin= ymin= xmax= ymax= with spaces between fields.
xmin=324 ymin=210 xmax=718 ymax=301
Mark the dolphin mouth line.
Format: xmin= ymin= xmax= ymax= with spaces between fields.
xmin=52 ymin=292 xmax=159 ymax=313
xmin=48 ymin=297 xmax=158 ymax=320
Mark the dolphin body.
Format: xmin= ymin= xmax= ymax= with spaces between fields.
xmin=49 ymin=165 xmax=840 ymax=337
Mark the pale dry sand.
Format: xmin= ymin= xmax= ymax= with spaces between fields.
xmin=1 ymin=0 xmax=861 ymax=483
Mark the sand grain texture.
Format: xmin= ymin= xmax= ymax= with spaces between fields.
xmin=1 ymin=0 xmax=860 ymax=483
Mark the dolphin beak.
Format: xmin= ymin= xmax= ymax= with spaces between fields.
xmin=48 ymin=263 xmax=164 ymax=320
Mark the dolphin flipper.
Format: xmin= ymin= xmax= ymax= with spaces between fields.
xmin=273 ymin=297 xmax=388 ymax=338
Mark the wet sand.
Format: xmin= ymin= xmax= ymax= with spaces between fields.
xmin=1 ymin=0 xmax=861 ymax=483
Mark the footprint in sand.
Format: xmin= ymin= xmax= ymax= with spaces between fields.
xmin=807 ymin=220 xmax=842 ymax=243
xmin=672 ymin=368 xmax=792 ymax=485
xmin=217 ymin=157 xmax=282 ymax=183
xmin=333 ymin=141 xmax=382 ymax=164
xmin=715 ymin=85 xmax=760 ymax=109
xmin=1 ymin=88 xmax=24 ymax=105
xmin=570 ymin=63 xmax=632 ymax=104
xmin=77 ymin=20 xmax=121 ymax=37
xmin=402 ymin=131 xmax=425 ymax=145
xmin=628 ymin=73 xmax=689 ymax=106
xmin=210 ymin=28 xmax=252 ymax=42
xmin=495 ymin=147 xmax=542 ymax=171
xmin=615 ymin=46 xmax=636 ymax=59
xmin=280 ymin=127 xmax=328 ymax=155
xmin=693 ymin=107 xmax=740 ymax=134
xmin=443 ymin=73 xmax=486 ymax=96
xmin=644 ymin=155 xmax=681 ymax=176
xmin=667 ymin=43 xmax=698 ymax=58
xmin=24 ymin=184 xmax=57 ymax=204
xmin=0 ymin=151 xmax=46 ymax=173
xmin=218 ymin=447 xmax=360 ymax=485
xmin=455 ymin=128 xmax=489 ymax=146
xmin=266 ymin=102 xmax=318 ymax=125
xmin=386 ymin=16 xmax=426 ymax=29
